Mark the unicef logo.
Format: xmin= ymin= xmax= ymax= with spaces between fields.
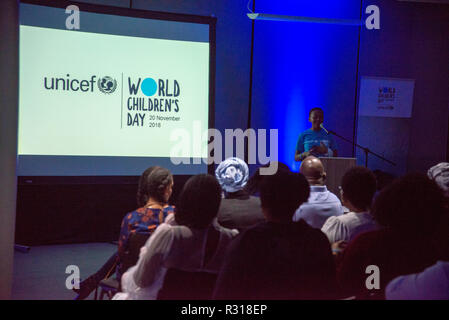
xmin=97 ymin=76 xmax=117 ymax=94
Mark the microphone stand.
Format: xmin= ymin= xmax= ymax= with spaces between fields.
xmin=327 ymin=129 xmax=396 ymax=168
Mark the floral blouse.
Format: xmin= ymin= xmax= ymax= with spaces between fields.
xmin=117 ymin=205 xmax=175 ymax=277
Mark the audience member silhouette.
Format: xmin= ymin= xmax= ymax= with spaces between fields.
xmin=213 ymin=169 xmax=338 ymax=299
xmin=243 ymin=161 xmax=290 ymax=196
xmin=385 ymin=164 xmax=449 ymax=300
xmin=293 ymin=156 xmax=343 ymax=228
xmin=215 ymin=157 xmax=264 ymax=231
xmin=322 ymin=166 xmax=378 ymax=243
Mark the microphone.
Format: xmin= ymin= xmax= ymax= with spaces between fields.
xmin=320 ymin=123 xmax=330 ymax=134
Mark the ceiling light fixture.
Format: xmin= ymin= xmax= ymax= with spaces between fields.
xmin=247 ymin=13 xmax=363 ymax=26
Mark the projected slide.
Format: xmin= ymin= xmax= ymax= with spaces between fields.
xmin=18 ymin=2 xmax=214 ymax=176
xmin=19 ymin=26 xmax=209 ymax=157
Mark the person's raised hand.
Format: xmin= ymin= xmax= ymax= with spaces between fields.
xmin=309 ymin=143 xmax=327 ymax=155
xmin=313 ymin=142 xmax=328 ymax=155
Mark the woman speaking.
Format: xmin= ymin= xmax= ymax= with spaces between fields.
xmin=295 ymin=107 xmax=338 ymax=162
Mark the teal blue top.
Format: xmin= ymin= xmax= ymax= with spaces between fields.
xmin=296 ymin=128 xmax=337 ymax=157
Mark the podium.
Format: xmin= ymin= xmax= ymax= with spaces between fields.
xmin=319 ymin=157 xmax=357 ymax=197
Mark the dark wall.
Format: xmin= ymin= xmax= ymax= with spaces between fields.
xmin=16 ymin=183 xmax=136 ymax=245
xmin=15 ymin=175 xmax=190 ymax=245
xmin=357 ymin=0 xmax=449 ymax=175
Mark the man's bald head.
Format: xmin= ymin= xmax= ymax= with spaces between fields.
xmin=300 ymin=156 xmax=326 ymax=185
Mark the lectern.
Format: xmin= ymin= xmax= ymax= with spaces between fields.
xmin=319 ymin=157 xmax=357 ymax=197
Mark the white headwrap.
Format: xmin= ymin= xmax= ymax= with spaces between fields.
xmin=427 ymin=162 xmax=449 ymax=193
xmin=215 ymin=157 xmax=249 ymax=193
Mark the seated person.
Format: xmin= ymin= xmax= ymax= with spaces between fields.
xmin=337 ymin=173 xmax=449 ymax=299
xmin=213 ymin=169 xmax=338 ymax=299
xmin=116 ymin=166 xmax=174 ymax=278
xmin=244 ymin=161 xmax=290 ymax=197
xmin=322 ymin=166 xmax=378 ymax=243
xmin=384 ymin=164 xmax=449 ymax=300
xmin=113 ymin=174 xmax=238 ymax=300
xmin=215 ymin=157 xmax=264 ymax=231
xmin=73 ymin=166 xmax=174 ymax=299
xmin=293 ymin=156 xmax=343 ymax=228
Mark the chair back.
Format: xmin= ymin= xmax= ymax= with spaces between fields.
xmin=157 ymin=225 xmax=220 ymax=300
xmin=157 ymin=269 xmax=218 ymax=300
xmin=120 ymin=232 xmax=151 ymax=273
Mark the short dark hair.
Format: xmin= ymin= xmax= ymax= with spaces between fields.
xmin=372 ymin=173 xmax=447 ymax=234
xmin=309 ymin=107 xmax=324 ymax=117
xmin=244 ymin=161 xmax=290 ymax=195
xmin=341 ymin=166 xmax=377 ymax=211
xmin=175 ymin=174 xmax=222 ymax=228
xmin=372 ymin=169 xmax=396 ymax=191
xmin=260 ymin=170 xmax=310 ymax=220
xmin=136 ymin=166 xmax=173 ymax=207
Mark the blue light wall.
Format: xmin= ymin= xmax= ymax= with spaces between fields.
xmin=251 ymin=0 xmax=362 ymax=171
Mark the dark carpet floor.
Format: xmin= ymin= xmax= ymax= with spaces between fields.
xmin=12 ymin=242 xmax=117 ymax=300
